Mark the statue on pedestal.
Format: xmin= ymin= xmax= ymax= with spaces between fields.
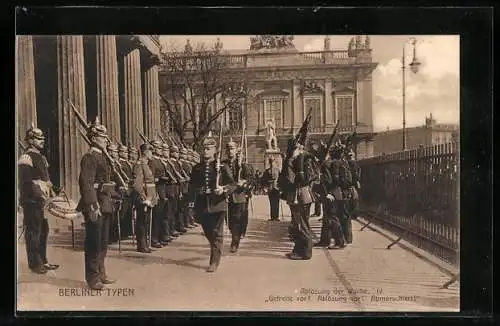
xmin=265 ymin=118 xmax=279 ymax=151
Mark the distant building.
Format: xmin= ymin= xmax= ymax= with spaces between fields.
xmin=373 ymin=113 xmax=459 ymax=156
xmin=160 ymin=35 xmax=378 ymax=170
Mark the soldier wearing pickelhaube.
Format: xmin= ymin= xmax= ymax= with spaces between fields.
xmin=131 ymin=143 xmax=157 ymax=253
xmin=222 ymin=138 xmax=254 ymax=253
xmin=18 ymin=124 xmax=59 ymax=274
xmin=188 ymin=132 xmax=235 ymax=272
xmin=261 ymin=156 xmax=281 ymax=221
xmin=314 ymin=142 xmax=347 ymax=249
xmin=107 ymin=143 xmax=122 ymax=244
xmin=341 ymin=147 xmax=356 ymax=244
xmin=129 ymin=145 xmax=139 ymax=164
xmin=237 ymin=149 xmax=254 ymax=238
xmin=117 ymin=144 xmax=134 ymax=239
xmin=148 ymin=140 xmax=169 ymax=248
xmin=169 ymin=143 xmax=190 ymax=234
xmin=278 ymin=136 xmax=316 ymax=260
xmin=77 ymin=117 xmax=118 ymax=290
xmin=158 ymin=142 xmax=177 ymax=243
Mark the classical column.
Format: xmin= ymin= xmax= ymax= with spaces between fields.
xmin=292 ymin=80 xmax=302 ymax=130
xmin=143 ymin=64 xmax=160 ymax=139
xmin=324 ymin=79 xmax=333 ymax=127
xmin=16 ymin=36 xmax=37 ymax=143
xmin=123 ymin=48 xmax=144 ymax=146
xmin=96 ymin=35 xmax=121 ymax=141
xmin=57 ymin=35 xmax=87 ymax=201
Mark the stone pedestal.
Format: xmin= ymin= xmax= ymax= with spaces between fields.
xmin=16 ymin=36 xmax=37 ymax=143
xmin=264 ymin=149 xmax=283 ymax=171
xmin=57 ymin=35 xmax=87 ymax=201
xmin=96 ymin=35 xmax=121 ymax=141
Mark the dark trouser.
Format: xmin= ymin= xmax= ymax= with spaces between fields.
xmin=174 ymin=197 xmax=185 ymax=231
xmin=160 ymin=200 xmax=172 ymax=241
xmin=228 ymin=202 xmax=245 ymax=248
xmin=166 ymin=197 xmax=179 ymax=234
xmin=341 ymin=200 xmax=353 ymax=243
xmin=200 ymin=211 xmax=225 ymax=266
xmin=241 ymin=200 xmax=249 ymax=236
xmin=289 ymin=203 xmax=313 ymax=259
xmin=119 ymin=198 xmax=133 ymax=238
xmin=22 ymin=203 xmax=49 ymax=270
xmin=268 ymin=189 xmax=280 ymax=220
xmin=135 ymin=204 xmax=151 ymax=250
xmin=152 ymin=199 xmax=165 ymax=244
xmin=180 ymin=195 xmax=191 ymax=227
xmin=314 ymin=201 xmax=322 ymax=216
xmin=84 ymin=212 xmax=111 ymax=286
xmin=320 ymin=200 xmax=346 ymax=246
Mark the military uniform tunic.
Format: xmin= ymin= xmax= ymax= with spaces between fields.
xmin=149 ymin=156 xmax=167 ymax=245
xmin=78 ymin=147 xmax=116 ymax=286
xmin=188 ymin=160 xmax=235 ymax=267
xmin=18 ymin=148 xmax=52 ymax=270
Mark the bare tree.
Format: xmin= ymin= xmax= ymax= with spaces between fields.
xmin=160 ymin=39 xmax=250 ymax=150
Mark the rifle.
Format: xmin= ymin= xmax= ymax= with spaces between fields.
xmin=18 ymin=140 xmax=26 ymax=151
xmin=320 ymin=119 xmax=341 ymax=163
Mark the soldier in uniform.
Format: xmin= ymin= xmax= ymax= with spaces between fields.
xmin=160 ymin=143 xmax=182 ymax=240
xmin=180 ymin=148 xmax=196 ymax=228
xmin=342 ymin=148 xmax=357 ymax=244
xmin=107 ymin=143 xmax=122 ymax=244
xmin=18 ymin=124 xmax=59 ymax=274
xmin=131 ymin=143 xmax=157 ymax=253
xmin=278 ymin=138 xmax=316 ymax=260
xmin=77 ymin=118 xmax=119 ymax=289
xmin=118 ymin=145 xmax=134 ymax=240
xmin=169 ymin=144 xmax=190 ymax=234
xmin=314 ymin=143 xmax=347 ymax=249
xmin=148 ymin=140 xmax=169 ymax=248
xmin=238 ymin=150 xmax=254 ymax=238
xmin=188 ymin=134 xmax=235 ymax=272
xmin=261 ymin=157 xmax=281 ymax=221
xmin=222 ymin=139 xmax=253 ymax=252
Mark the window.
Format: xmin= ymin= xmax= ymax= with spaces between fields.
xmin=336 ymin=95 xmax=354 ymax=127
xmin=228 ymin=101 xmax=243 ymax=130
xmin=264 ymin=98 xmax=284 ymax=129
xmin=304 ymin=97 xmax=322 ymax=128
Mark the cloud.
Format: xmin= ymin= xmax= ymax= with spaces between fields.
xmin=372 ymin=36 xmax=459 ymax=131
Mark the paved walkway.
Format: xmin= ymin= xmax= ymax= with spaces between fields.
xmin=16 ymin=196 xmax=459 ymax=312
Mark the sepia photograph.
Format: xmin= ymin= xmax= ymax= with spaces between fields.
xmin=16 ymin=34 xmax=460 ymax=312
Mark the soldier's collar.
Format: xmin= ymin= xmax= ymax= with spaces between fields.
xmin=27 ymin=147 xmax=41 ymax=154
xmin=90 ymin=147 xmax=102 ymax=154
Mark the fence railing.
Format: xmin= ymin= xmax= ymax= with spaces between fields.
xmin=357 ymin=142 xmax=459 ymax=266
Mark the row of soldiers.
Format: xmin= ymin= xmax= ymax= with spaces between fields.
xmin=18 ymin=116 xmax=257 ymax=290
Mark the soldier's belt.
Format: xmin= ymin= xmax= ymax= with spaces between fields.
xmin=199 ymin=187 xmax=213 ymax=195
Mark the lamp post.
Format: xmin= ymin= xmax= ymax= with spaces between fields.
xmin=402 ymin=37 xmax=421 ymax=150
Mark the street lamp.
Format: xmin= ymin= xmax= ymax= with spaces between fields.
xmin=402 ymin=37 xmax=421 ymax=150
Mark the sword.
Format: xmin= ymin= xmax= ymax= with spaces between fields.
xmin=117 ymin=200 xmax=122 ymax=254
xmin=148 ymin=207 xmax=153 ymax=249
xmin=131 ymin=205 xmax=136 ymax=246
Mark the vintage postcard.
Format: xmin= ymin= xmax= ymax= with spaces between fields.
xmin=16 ymin=34 xmax=459 ymax=312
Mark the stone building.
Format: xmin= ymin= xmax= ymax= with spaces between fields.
xmin=373 ymin=114 xmax=459 ymax=156
xmin=159 ymin=35 xmax=378 ymax=171
xmin=16 ymin=35 xmax=162 ymax=201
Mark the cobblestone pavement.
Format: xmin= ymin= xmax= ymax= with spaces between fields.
xmin=16 ymin=196 xmax=459 ymax=312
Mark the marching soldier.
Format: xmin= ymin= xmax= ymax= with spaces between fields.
xmin=238 ymin=150 xmax=255 ymax=238
xmin=131 ymin=143 xmax=157 ymax=253
xmin=18 ymin=124 xmax=59 ymax=274
xmin=149 ymin=140 xmax=168 ymax=248
xmin=118 ymin=145 xmax=134 ymax=239
xmin=223 ymin=139 xmax=253 ymax=253
xmin=278 ymin=138 xmax=316 ymax=260
xmin=77 ymin=118 xmax=118 ymax=290
xmin=261 ymin=157 xmax=281 ymax=221
xmin=188 ymin=134 xmax=235 ymax=272
xmin=314 ymin=143 xmax=347 ymax=249
xmin=341 ymin=148 xmax=357 ymax=244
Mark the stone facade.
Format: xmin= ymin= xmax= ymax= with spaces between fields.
xmin=16 ymin=35 xmax=162 ymax=201
xmin=373 ymin=115 xmax=459 ymax=156
xmin=159 ymin=36 xmax=378 ymax=171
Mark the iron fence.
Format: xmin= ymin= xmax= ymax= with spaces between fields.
xmin=358 ymin=142 xmax=459 ymax=266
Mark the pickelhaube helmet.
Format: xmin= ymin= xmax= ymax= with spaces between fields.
xmin=87 ymin=116 xmax=107 ymax=138
xmin=25 ymin=122 xmax=45 ymax=141
xmin=107 ymin=143 xmax=119 ymax=152
xmin=162 ymin=143 xmax=169 ymax=150
xmin=170 ymin=143 xmax=179 ymax=152
xmin=119 ymin=144 xmax=128 ymax=153
xmin=152 ymin=140 xmax=162 ymax=148
xmin=226 ymin=137 xmax=237 ymax=149
xmin=202 ymin=131 xmax=217 ymax=148
xmin=129 ymin=145 xmax=138 ymax=155
xmin=140 ymin=143 xmax=152 ymax=153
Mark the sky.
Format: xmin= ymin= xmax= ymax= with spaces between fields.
xmin=160 ymin=35 xmax=459 ymax=132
